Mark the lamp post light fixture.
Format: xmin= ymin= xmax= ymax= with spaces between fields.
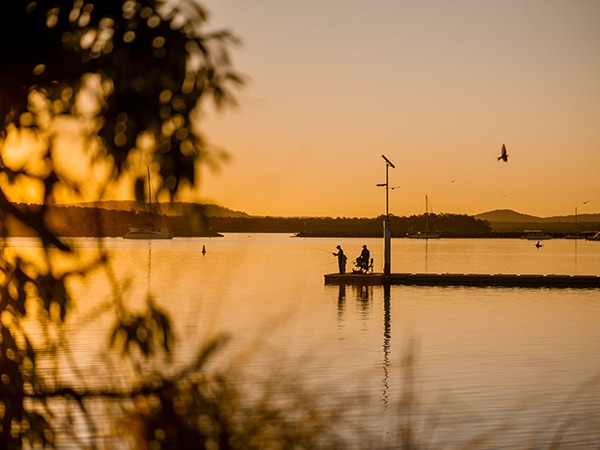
xmin=380 ymin=155 xmax=395 ymax=275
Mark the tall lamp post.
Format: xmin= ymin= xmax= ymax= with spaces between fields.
xmin=378 ymin=155 xmax=395 ymax=275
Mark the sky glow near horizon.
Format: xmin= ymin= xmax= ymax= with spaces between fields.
xmin=195 ymin=1 xmax=599 ymax=218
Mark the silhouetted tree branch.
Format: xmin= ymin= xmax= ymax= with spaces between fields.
xmin=0 ymin=1 xmax=243 ymax=447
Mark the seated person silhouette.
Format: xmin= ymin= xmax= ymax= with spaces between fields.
xmin=354 ymin=245 xmax=371 ymax=273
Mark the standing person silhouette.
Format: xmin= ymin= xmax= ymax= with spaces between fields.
xmin=333 ymin=245 xmax=347 ymax=274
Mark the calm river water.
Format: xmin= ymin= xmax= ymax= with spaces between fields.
xmin=11 ymin=234 xmax=600 ymax=448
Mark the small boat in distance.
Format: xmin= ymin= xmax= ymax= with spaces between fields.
xmin=123 ymin=168 xmax=173 ymax=240
xmin=586 ymin=231 xmax=600 ymax=241
xmin=565 ymin=206 xmax=584 ymax=239
xmin=123 ymin=227 xmax=173 ymax=239
xmin=407 ymin=195 xmax=441 ymax=239
xmin=565 ymin=233 xmax=584 ymax=240
xmin=407 ymin=230 xmax=441 ymax=239
xmin=522 ymin=230 xmax=552 ymax=240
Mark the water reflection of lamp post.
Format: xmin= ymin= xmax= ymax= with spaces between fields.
xmin=378 ymin=155 xmax=395 ymax=275
xmin=382 ymin=283 xmax=391 ymax=410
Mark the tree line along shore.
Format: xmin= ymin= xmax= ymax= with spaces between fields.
xmin=4 ymin=203 xmax=599 ymax=238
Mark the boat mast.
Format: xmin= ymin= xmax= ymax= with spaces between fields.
xmin=147 ymin=167 xmax=151 ymax=215
xmin=425 ymin=195 xmax=429 ymax=232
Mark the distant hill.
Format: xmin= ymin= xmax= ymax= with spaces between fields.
xmin=67 ymin=201 xmax=250 ymax=218
xmin=476 ymin=209 xmax=542 ymax=223
xmin=476 ymin=209 xmax=600 ymax=223
xmin=475 ymin=209 xmax=600 ymax=234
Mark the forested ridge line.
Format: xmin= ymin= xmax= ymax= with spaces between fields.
xmin=7 ymin=204 xmax=599 ymax=237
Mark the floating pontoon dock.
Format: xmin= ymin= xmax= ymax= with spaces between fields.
xmin=324 ymin=273 xmax=600 ymax=288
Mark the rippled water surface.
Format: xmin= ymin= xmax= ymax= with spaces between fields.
xmin=10 ymin=235 xmax=600 ymax=448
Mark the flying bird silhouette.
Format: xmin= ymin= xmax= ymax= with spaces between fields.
xmin=497 ymin=144 xmax=508 ymax=162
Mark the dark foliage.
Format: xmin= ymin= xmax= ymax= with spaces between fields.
xmin=0 ymin=1 xmax=242 ymax=447
xmin=0 ymin=0 xmax=242 ymax=198
xmin=213 ymin=214 xmax=493 ymax=237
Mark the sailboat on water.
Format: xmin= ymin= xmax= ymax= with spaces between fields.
xmin=407 ymin=195 xmax=441 ymax=239
xmin=565 ymin=206 xmax=584 ymax=240
xmin=123 ymin=168 xmax=173 ymax=239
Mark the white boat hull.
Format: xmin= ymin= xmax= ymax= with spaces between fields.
xmin=407 ymin=232 xmax=441 ymax=239
xmin=123 ymin=227 xmax=173 ymax=239
xmin=522 ymin=230 xmax=552 ymax=240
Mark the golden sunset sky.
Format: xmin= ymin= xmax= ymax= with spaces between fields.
xmin=196 ymin=1 xmax=600 ymax=218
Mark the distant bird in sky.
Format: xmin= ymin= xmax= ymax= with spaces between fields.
xmin=497 ymin=144 xmax=508 ymax=162
xmin=535 ymin=241 xmax=543 ymax=249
